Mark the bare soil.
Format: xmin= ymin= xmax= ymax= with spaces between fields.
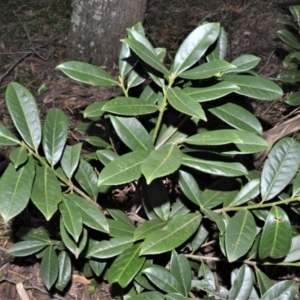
xmin=0 ymin=0 xmax=299 ymax=299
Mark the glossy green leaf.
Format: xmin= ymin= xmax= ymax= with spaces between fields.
xmin=182 ymin=154 xmax=247 ymax=177
xmin=42 ymin=109 xmax=68 ymax=167
xmin=141 ymin=144 xmax=182 ymax=184
xmin=232 ymin=130 xmax=270 ymax=154
xmin=107 ymin=243 xmax=145 ymax=288
xmin=55 ymin=251 xmax=72 ymax=292
xmin=286 ymin=91 xmax=300 ymax=106
xmin=5 ymin=82 xmax=41 ymax=152
xmin=282 ymin=51 xmax=300 ymax=68
xmin=184 ymin=129 xmax=242 ymax=146
xmin=227 ymin=54 xmax=261 ymax=73
xmin=140 ymin=213 xmax=201 ymax=255
xmin=166 ymin=87 xmax=206 ymax=120
xmin=60 ymin=196 xmax=83 ymax=243
xmin=107 ymin=219 xmax=135 ymax=238
xmin=56 ymin=61 xmax=118 ymax=86
xmin=31 ymin=166 xmax=61 ymax=221
xmin=122 ymin=38 xmax=169 ymax=75
xmin=259 ymin=206 xmax=292 ymax=259
xmin=0 ymin=123 xmax=19 ymax=145
xmin=9 ymin=147 xmax=28 ymax=169
xmin=96 ymin=149 xmax=118 ymax=166
xmin=0 ymin=159 xmax=34 ymax=223
xmin=84 ymin=101 xmax=107 ymax=119
xmin=277 ymin=69 xmax=300 ymax=83
xmin=192 ymin=280 xmax=228 ymax=299
xmin=173 ymin=22 xmax=220 ymax=75
xmin=206 ymin=26 xmax=228 ymax=61
xmin=170 ymin=251 xmax=191 ymax=296
xmin=110 ymin=116 xmax=153 ymax=151
xmin=40 ymin=246 xmax=59 ymax=290
xmin=179 ymin=60 xmax=236 ymax=79
xmin=144 ymin=179 xmax=171 ymax=221
xmin=225 ymin=211 xmax=256 ymax=262
xmin=260 ymin=280 xmax=297 ymax=300
xmin=7 ymin=240 xmax=47 ymax=256
xmin=143 ymin=267 xmax=185 ymax=294
xmin=134 ymin=219 xmax=167 ymax=241
xmin=107 ymin=208 xmax=134 ymax=225
xmin=290 ymin=5 xmax=300 ymax=22
xmin=228 ymin=179 xmax=260 ymax=207
xmin=178 ymin=170 xmax=201 ymax=206
xmin=277 ymin=17 xmax=299 ymax=31
xmin=209 ymin=103 xmax=262 ymax=134
xmin=261 ymin=138 xmax=300 ymax=201
xmin=283 ymin=235 xmax=300 ymax=262
xmin=119 ymin=42 xmax=135 ymax=77
xmin=190 ymin=223 xmax=209 ymax=251
xmin=277 ymin=29 xmax=300 ymax=50
xmin=88 ymin=236 xmax=134 ymax=259
xmin=89 ymin=259 xmax=106 ymax=277
xmin=86 ymin=136 xmax=111 ymax=149
xmin=102 ymin=96 xmax=158 ymax=116
xmin=127 ymin=69 xmax=145 ymax=89
xmin=256 ymin=269 xmax=273 ymax=296
xmin=68 ymin=194 xmax=109 ymax=233
xmin=228 ymin=264 xmax=253 ymax=300
xmin=75 ymin=159 xmax=98 ymax=201
xmin=223 ymin=75 xmax=283 ymax=100
xmin=186 ymin=82 xmax=239 ymax=104
xmin=169 ymin=197 xmax=191 ymax=217
xmin=61 ymin=143 xmax=82 ymax=179
xmin=98 ymin=150 xmax=149 ymax=186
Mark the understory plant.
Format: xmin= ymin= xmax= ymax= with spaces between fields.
xmin=1 ymin=21 xmax=300 ymax=299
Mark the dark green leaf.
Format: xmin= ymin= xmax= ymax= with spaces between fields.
xmin=173 ymin=23 xmax=220 ymax=75
xmin=261 ymin=138 xmax=300 ymax=201
xmin=256 ymin=269 xmax=273 ymax=296
xmin=42 ymin=109 xmax=68 ymax=167
xmin=223 ymin=75 xmax=283 ymax=100
xmin=31 ymin=166 xmax=61 ymax=221
xmin=9 ymin=147 xmax=28 ymax=169
xmin=283 ymin=235 xmax=300 ymax=262
xmin=61 ymin=143 xmax=82 ymax=179
xmin=259 ymin=206 xmax=292 ymax=259
xmin=182 ymin=154 xmax=247 ymax=177
xmin=178 ymin=170 xmax=201 ymax=206
xmin=55 ymin=251 xmax=72 ymax=292
xmin=107 ymin=243 xmax=145 ymax=288
xmin=260 ymin=280 xmax=297 ymax=300
xmin=56 ymin=61 xmax=118 ymax=86
xmin=143 ymin=267 xmax=185 ymax=294
xmin=185 ymin=81 xmax=239 ymax=103
xmin=75 ymin=159 xmax=98 ymax=201
xmin=5 ymin=82 xmax=41 ymax=152
xmin=134 ymin=219 xmax=167 ymax=241
xmin=209 ymin=103 xmax=262 ymax=134
xmin=141 ymin=144 xmax=182 ymax=184
xmin=277 ymin=29 xmax=300 ymax=50
xmin=110 ymin=116 xmax=153 ymax=151
xmin=225 ymin=211 xmax=256 ymax=262
xmin=40 ymin=246 xmax=59 ymax=290
xmin=0 ymin=159 xmax=35 ymax=223
xmin=140 ymin=213 xmax=201 ymax=255
xmin=0 ymin=123 xmax=19 ymax=145
xmin=84 ymin=101 xmax=108 ymax=119
xmin=167 ymin=87 xmax=206 ymax=120
xmin=287 ymin=91 xmax=300 ymax=106
xmin=88 ymin=237 xmax=134 ymax=259
xmin=227 ymin=54 xmax=261 ymax=73
xmin=170 ymin=251 xmax=191 ymax=296
xmin=102 ymin=97 xmax=158 ymax=115
xmin=7 ymin=240 xmax=47 ymax=256
xmin=60 ymin=196 xmax=83 ymax=243
xmin=98 ymin=150 xmax=150 ymax=186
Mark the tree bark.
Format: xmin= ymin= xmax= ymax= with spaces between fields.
xmin=66 ymin=0 xmax=147 ymax=66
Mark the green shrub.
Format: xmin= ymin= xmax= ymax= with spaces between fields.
xmin=0 ymin=21 xmax=299 ymax=299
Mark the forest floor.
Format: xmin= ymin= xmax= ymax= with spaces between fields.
xmin=0 ymin=0 xmax=299 ymax=299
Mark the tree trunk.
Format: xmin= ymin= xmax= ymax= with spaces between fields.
xmin=66 ymin=0 xmax=147 ymax=66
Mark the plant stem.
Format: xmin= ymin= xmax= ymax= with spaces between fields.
xmin=213 ymin=197 xmax=299 ymax=213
